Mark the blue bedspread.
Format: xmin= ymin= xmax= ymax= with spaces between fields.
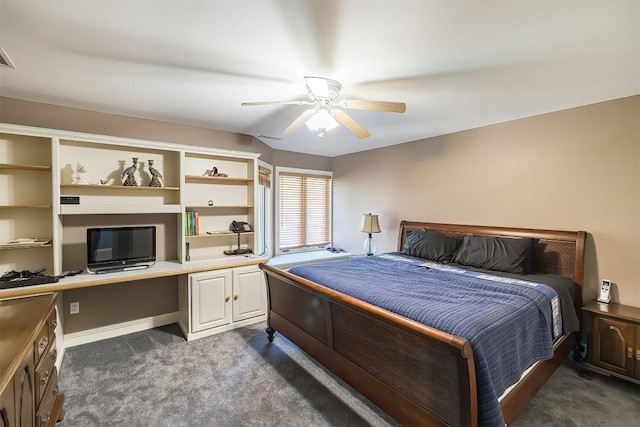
xmin=289 ymin=254 xmax=562 ymax=427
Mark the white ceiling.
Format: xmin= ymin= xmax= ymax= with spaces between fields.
xmin=1 ymin=1 xmax=638 ymax=157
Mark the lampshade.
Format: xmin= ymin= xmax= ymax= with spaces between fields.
xmin=306 ymin=107 xmax=339 ymax=131
xmin=359 ymin=213 xmax=381 ymax=234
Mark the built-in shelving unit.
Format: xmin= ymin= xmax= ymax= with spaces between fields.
xmin=182 ymin=151 xmax=257 ymax=262
xmin=0 ymin=123 xmax=261 ymax=274
xmin=0 ymin=132 xmax=57 ymax=274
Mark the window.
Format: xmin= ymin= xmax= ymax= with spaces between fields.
xmin=256 ymin=162 xmax=272 ymax=257
xmin=276 ymin=167 xmax=332 ymax=253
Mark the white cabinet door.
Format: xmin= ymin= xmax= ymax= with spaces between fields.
xmin=232 ymin=266 xmax=266 ymax=322
xmin=191 ymin=269 xmax=232 ymax=333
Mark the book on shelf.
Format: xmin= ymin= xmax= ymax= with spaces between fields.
xmin=185 ymin=211 xmax=200 ymax=236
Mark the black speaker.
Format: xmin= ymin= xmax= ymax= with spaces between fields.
xmin=60 ymin=196 xmax=80 ymax=205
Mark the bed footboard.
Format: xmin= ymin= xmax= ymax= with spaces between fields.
xmin=260 ymin=263 xmax=477 ymax=427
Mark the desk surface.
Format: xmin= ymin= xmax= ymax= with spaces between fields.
xmin=0 ymin=255 xmax=267 ymax=299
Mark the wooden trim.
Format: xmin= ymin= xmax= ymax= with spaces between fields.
xmin=279 ymin=171 xmax=332 ymax=180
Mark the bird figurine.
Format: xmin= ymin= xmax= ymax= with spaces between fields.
xmin=148 ymin=159 xmax=163 ymax=187
xmin=74 ymin=163 xmax=89 ymax=185
xmin=122 ymin=157 xmax=139 ymax=186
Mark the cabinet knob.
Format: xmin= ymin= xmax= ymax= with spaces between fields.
xmin=225 ymin=296 xmax=230 ymax=302
xmin=627 ymin=347 xmax=633 ymax=359
xmin=234 ymin=295 xmax=239 ymax=301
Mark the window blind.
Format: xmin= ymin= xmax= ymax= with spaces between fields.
xmin=258 ymin=165 xmax=271 ymax=188
xmin=278 ymin=172 xmax=331 ymax=250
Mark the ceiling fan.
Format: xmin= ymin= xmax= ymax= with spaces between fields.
xmin=241 ymin=76 xmax=406 ymax=139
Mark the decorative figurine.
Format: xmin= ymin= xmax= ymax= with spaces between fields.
xmin=210 ymin=166 xmax=228 ymax=178
xmin=148 ymin=159 xmax=163 ymax=187
xmin=74 ymin=163 xmax=89 ymax=185
xmin=99 ymin=179 xmax=108 ymax=185
xmin=121 ymin=157 xmax=139 ymax=186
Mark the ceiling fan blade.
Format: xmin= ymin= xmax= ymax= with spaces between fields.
xmin=340 ymin=99 xmax=406 ymax=113
xmin=332 ymin=110 xmax=372 ymax=139
xmin=241 ymin=100 xmax=312 ymax=107
xmin=283 ymin=109 xmax=316 ymax=135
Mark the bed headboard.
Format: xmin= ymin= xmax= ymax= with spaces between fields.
xmin=398 ymin=221 xmax=586 ymax=304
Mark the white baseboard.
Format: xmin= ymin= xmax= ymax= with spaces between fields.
xmin=182 ymin=314 xmax=266 ymax=341
xmin=63 ymin=311 xmax=179 ymax=348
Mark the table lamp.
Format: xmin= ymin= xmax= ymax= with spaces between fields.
xmin=359 ymin=213 xmax=381 ymax=256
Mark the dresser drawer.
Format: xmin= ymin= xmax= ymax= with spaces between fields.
xmin=47 ymin=311 xmax=57 ymax=341
xmin=35 ymin=338 xmax=57 ymax=408
xmin=34 ymin=321 xmax=50 ymax=365
xmin=35 ymin=368 xmax=58 ymax=427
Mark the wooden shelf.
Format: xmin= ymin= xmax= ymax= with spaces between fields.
xmin=60 ymin=184 xmax=179 ymax=191
xmin=0 ymin=243 xmax=53 ymax=251
xmin=60 ymin=204 xmax=182 ymax=215
xmin=186 ymin=232 xmax=254 ymax=240
xmin=185 ymin=205 xmax=253 ymax=209
xmin=185 ymin=175 xmax=252 ymax=184
xmin=0 ymin=163 xmax=51 ymax=172
xmin=0 ymin=205 xmax=52 ymax=209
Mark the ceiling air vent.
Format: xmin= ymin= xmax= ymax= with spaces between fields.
xmin=0 ymin=48 xmax=16 ymax=69
xmin=258 ymin=135 xmax=282 ymax=141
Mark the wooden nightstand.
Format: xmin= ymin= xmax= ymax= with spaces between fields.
xmin=581 ymin=300 xmax=640 ymax=384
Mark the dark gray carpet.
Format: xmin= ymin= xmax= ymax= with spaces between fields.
xmin=58 ymin=323 xmax=639 ymax=426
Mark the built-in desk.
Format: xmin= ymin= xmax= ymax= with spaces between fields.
xmin=0 ymin=255 xmax=267 ymax=299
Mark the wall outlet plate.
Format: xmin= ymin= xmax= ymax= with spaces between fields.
xmin=70 ymin=302 xmax=80 ymax=314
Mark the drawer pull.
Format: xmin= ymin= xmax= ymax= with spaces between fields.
xmin=627 ymin=347 xmax=633 ymax=359
xmin=39 ymin=336 xmax=49 ymax=350
xmin=636 ymin=349 xmax=640 ymax=361
xmin=51 ymin=320 xmax=57 ymax=329
xmin=51 ymin=349 xmax=58 ymax=362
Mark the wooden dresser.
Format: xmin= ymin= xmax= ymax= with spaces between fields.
xmin=0 ymin=293 xmax=64 ymax=427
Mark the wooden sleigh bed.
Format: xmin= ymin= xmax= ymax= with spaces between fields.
xmin=259 ymin=221 xmax=586 ymax=426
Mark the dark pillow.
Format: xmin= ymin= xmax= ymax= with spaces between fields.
xmin=453 ymin=235 xmax=534 ymax=274
xmin=402 ymin=230 xmax=462 ymax=263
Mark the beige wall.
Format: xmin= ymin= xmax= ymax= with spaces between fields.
xmin=272 ymin=149 xmax=332 ymax=170
xmin=332 ymin=96 xmax=640 ymax=307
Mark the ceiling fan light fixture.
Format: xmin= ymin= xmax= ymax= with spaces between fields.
xmin=305 ymin=108 xmax=339 ymax=132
